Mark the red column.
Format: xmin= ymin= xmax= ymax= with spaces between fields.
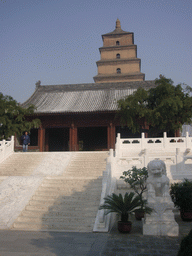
xmin=45 ymin=129 xmax=49 ymax=151
xmin=175 ymin=130 xmax=181 ymax=137
xmin=108 ymin=123 xmax=116 ymax=150
xmin=69 ymin=124 xmax=78 ymax=151
xmin=38 ymin=126 xmax=45 ymax=152
xmin=111 ymin=124 xmax=116 ymax=149
xmin=142 ymin=121 xmax=149 ymax=138
xmin=107 ymin=126 xmax=110 ymax=150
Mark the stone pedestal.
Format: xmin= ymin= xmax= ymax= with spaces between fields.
xmin=143 ymin=200 xmax=179 ymax=236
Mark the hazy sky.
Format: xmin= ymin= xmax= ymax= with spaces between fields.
xmin=1 ymin=0 xmax=191 ymax=103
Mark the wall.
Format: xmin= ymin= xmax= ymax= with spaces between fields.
xmin=112 ymin=132 xmax=192 ymax=183
xmin=103 ymin=34 xmax=133 ymax=47
xmin=98 ymin=61 xmax=140 ymax=74
xmin=0 ymin=136 xmax=14 ymax=163
xmin=101 ymin=48 xmax=136 ymax=60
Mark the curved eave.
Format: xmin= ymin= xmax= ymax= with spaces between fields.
xmin=30 ymin=109 xmax=117 ymax=116
xmin=102 ymin=30 xmax=133 ymax=37
xmin=99 ymin=45 xmax=136 ymax=52
xmin=96 ymin=58 xmax=141 ymax=65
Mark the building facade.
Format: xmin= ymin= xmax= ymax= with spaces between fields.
xmin=17 ymin=20 xmax=156 ymax=152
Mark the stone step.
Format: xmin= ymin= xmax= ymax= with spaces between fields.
xmin=25 ymin=204 xmax=99 ymax=212
xmin=34 ymin=191 xmax=75 ymax=197
xmin=63 ymin=174 xmax=103 ymax=179
xmin=36 ymin=187 xmax=85 ymax=193
xmin=40 ymin=182 xmax=96 ymax=188
xmin=68 ymin=163 xmax=106 ymax=166
xmin=12 ymin=222 xmax=94 ymax=231
xmin=33 ymin=191 xmax=101 ymax=200
xmin=41 ymin=178 xmax=98 ymax=184
xmin=65 ymin=169 xmax=105 ymax=173
xmin=21 ymin=210 xmax=96 ymax=218
xmin=36 ymin=183 xmax=101 ymax=192
xmin=0 ymin=172 xmax=34 ymax=176
xmin=44 ymin=177 xmax=102 ymax=182
xmin=66 ymin=168 xmax=105 ymax=172
xmin=45 ymin=175 xmax=102 ymax=180
xmin=37 ymin=184 xmax=101 ymax=192
xmin=36 ymin=187 xmax=98 ymax=194
xmin=43 ymin=179 xmax=102 ymax=185
xmin=28 ymin=199 xmax=100 ymax=206
xmin=0 ymin=164 xmax=38 ymax=168
xmin=40 ymin=179 xmax=100 ymax=186
xmin=70 ymin=162 xmax=106 ymax=164
xmin=16 ymin=215 xmax=96 ymax=224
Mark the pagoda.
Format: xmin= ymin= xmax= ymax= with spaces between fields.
xmin=93 ymin=19 xmax=145 ymax=83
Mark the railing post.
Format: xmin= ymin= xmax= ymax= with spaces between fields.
xmin=11 ymin=136 xmax=14 ymax=152
xmin=176 ymin=148 xmax=183 ymax=173
xmin=109 ymin=148 xmax=113 ymax=161
xmin=186 ymin=131 xmax=190 ymax=149
xmin=141 ymin=132 xmax=145 ymax=150
xmin=115 ymin=133 xmax=121 ymax=158
xmin=2 ymin=139 xmax=5 ymax=162
xmin=163 ymin=132 xmax=167 ymax=150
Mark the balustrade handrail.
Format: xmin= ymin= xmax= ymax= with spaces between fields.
xmin=115 ymin=132 xmax=192 ymax=157
xmin=0 ymin=136 xmax=14 ymax=163
xmin=93 ymin=149 xmax=116 ymax=232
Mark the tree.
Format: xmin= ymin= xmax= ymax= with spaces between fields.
xmin=0 ymin=93 xmax=41 ymax=140
xmin=120 ymin=167 xmax=148 ymax=210
xmin=117 ymin=76 xmax=192 ymax=136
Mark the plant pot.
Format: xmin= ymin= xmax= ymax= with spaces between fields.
xmin=180 ymin=209 xmax=192 ymax=221
xmin=135 ymin=210 xmax=145 ymax=220
xmin=118 ymin=221 xmax=132 ymax=233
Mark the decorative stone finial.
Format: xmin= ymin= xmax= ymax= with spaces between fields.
xmin=116 ymin=19 xmax=121 ymax=29
xmin=35 ymin=80 xmax=41 ymax=87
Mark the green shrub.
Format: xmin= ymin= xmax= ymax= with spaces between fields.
xmin=177 ymin=229 xmax=192 ymax=256
xmin=170 ymin=179 xmax=192 ymax=210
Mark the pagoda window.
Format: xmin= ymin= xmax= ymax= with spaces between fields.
xmin=116 ymin=41 xmax=120 ymax=46
xmin=116 ymin=53 xmax=120 ymax=59
xmin=117 ymin=68 xmax=121 ymax=74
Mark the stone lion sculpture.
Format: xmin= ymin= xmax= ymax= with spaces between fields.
xmin=147 ymin=159 xmax=170 ymax=203
xmin=143 ymin=159 xmax=179 ymax=236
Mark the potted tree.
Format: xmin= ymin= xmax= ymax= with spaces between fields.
xmin=120 ymin=166 xmax=152 ymax=220
xmin=99 ymin=192 xmax=142 ymax=233
xmin=170 ymin=179 xmax=192 ymax=221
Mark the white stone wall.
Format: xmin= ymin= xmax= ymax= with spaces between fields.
xmin=113 ymin=132 xmax=192 ymax=183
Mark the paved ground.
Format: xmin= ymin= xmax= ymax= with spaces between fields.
xmin=0 ymin=214 xmax=191 ymax=256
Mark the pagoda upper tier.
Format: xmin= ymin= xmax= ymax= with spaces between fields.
xmin=93 ymin=19 xmax=145 ymax=83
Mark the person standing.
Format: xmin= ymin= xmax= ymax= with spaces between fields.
xmin=21 ymin=131 xmax=30 ymax=152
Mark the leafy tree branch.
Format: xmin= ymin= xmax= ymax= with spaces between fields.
xmin=117 ymin=76 xmax=192 ymax=135
xmin=0 ymin=93 xmax=41 ymax=140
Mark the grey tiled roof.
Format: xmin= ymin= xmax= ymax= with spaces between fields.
xmin=22 ymin=81 xmax=156 ymax=114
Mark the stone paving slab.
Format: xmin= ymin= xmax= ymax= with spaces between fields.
xmin=0 ymin=230 xmax=186 ymax=256
xmin=0 ymin=230 xmax=107 ymax=256
xmin=0 ymin=214 xmax=191 ymax=256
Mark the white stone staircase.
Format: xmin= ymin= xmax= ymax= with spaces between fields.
xmin=11 ymin=152 xmax=108 ymax=232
